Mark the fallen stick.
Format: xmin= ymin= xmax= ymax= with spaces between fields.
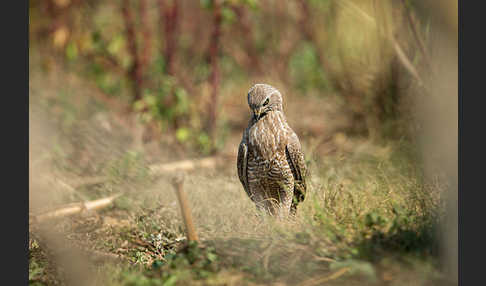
xmin=171 ymin=174 xmax=199 ymax=242
xmin=149 ymin=156 xmax=220 ymax=175
xmin=51 ymin=157 xmax=223 ymax=191
xmin=31 ymin=194 xmax=122 ymax=223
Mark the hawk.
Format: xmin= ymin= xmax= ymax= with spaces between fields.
xmin=237 ymin=84 xmax=307 ymax=217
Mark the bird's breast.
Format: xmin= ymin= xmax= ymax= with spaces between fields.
xmin=248 ymin=111 xmax=289 ymax=161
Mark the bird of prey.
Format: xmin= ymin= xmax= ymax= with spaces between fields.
xmin=237 ymin=83 xmax=307 ymax=217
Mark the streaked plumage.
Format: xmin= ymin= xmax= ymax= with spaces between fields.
xmin=237 ymin=84 xmax=307 ymax=217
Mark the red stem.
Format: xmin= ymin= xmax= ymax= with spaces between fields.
xmin=207 ymin=0 xmax=222 ymax=141
xmin=159 ymin=0 xmax=179 ymax=76
xmin=122 ymin=0 xmax=142 ymax=101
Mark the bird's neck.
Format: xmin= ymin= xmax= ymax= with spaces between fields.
xmin=251 ymin=110 xmax=287 ymax=127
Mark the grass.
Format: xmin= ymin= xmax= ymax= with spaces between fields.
xmin=29 ymin=56 xmax=453 ymax=286
xmin=29 ymin=130 xmax=450 ymax=285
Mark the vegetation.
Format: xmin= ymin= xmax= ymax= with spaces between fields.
xmin=29 ymin=0 xmax=457 ymax=285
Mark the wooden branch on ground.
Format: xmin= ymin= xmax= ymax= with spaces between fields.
xmin=31 ymin=194 xmax=121 ymax=223
xmin=148 ymin=156 xmax=221 ymax=175
xmin=171 ymin=174 xmax=199 ymax=242
xmin=39 ymin=157 xmax=222 ymax=202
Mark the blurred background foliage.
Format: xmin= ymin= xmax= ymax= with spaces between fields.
xmin=29 ymin=0 xmax=440 ymax=150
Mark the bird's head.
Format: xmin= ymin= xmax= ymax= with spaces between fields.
xmin=247 ymin=83 xmax=283 ymax=121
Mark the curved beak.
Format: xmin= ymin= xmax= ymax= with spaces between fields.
xmin=253 ymin=107 xmax=263 ymax=120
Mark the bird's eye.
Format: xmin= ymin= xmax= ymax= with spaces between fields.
xmin=263 ymin=98 xmax=269 ymax=106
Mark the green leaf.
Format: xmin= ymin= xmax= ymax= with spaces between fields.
xmin=133 ymin=100 xmax=146 ymax=112
xmin=206 ymin=252 xmax=217 ymax=263
xmin=144 ymin=95 xmax=157 ymax=107
xmin=107 ymin=34 xmax=124 ymax=56
xmin=200 ymin=0 xmax=212 ymax=9
xmin=222 ymin=7 xmax=236 ymax=24
xmin=198 ymin=133 xmax=211 ymax=154
xmin=176 ymin=128 xmax=191 ymax=143
xmin=65 ymin=42 xmax=78 ymax=61
xmin=245 ymin=0 xmax=259 ymax=9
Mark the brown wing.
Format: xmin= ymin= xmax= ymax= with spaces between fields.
xmin=285 ymin=132 xmax=307 ymax=213
xmin=237 ymin=135 xmax=251 ymax=198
